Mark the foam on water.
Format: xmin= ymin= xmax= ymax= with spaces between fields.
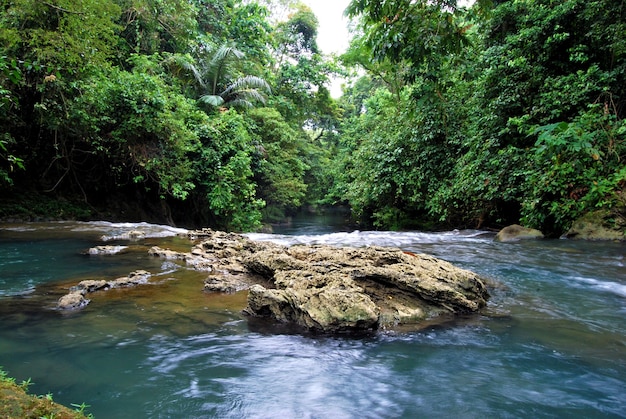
xmin=77 ymin=221 xmax=188 ymax=241
xmin=246 ymin=229 xmax=492 ymax=248
xmin=572 ymin=275 xmax=626 ymax=298
xmin=1 ymin=220 xmax=188 ymax=239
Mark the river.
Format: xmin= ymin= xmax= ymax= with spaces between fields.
xmin=0 ymin=219 xmax=624 ymax=418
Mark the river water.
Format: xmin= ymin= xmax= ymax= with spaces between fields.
xmin=0 ymin=220 xmax=624 ymax=418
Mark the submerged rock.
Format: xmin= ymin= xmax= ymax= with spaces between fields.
xmin=57 ymin=270 xmax=152 ymax=310
xmin=86 ymin=245 xmax=128 ymax=255
xmin=494 ymin=224 xmax=544 ymax=242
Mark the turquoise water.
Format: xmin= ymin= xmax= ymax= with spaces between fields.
xmin=0 ymin=221 xmax=625 ymax=418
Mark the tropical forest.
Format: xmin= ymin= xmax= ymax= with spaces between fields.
xmin=1 ymin=0 xmax=625 ymax=237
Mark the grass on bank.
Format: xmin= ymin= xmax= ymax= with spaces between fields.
xmin=0 ymin=367 xmax=92 ymax=419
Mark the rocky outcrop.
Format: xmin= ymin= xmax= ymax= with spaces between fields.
xmin=57 ymin=270 xmax=152 ymax=310
xmin=564 ymin=210 xmax=625 ymax=241
xmin=62 ymin=229 xmax=489 ymax=331
xmin=494 ymin=224 xmax=544 ymax=242
xmin=149 ymin=230 xmax=490 ymax=333
xmin=243 ymin=246 xmax=489 ymax=332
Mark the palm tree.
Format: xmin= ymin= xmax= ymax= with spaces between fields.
xmin=171 ymin=44 xmax=271 ymax=109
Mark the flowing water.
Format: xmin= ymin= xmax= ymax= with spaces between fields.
xmin=0 ymin=219 xmax=624 ymax=418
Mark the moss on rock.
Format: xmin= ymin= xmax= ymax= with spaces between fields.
xmin=0 ymin=369 xmax=90 ymax=419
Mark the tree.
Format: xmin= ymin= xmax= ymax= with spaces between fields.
xmin=116 ymin=0 xmax=198 ymax=57
xmin=462 ymin=0 xmax=626 ymax=233
xmin=186 ymin=109 xmax=264 ymax=231
xmin=269 ymin=4 xmax=339 ymax=127
xmin=172 ymin=44 xmax=272 ymax=109
xmin=247 ymin=107 xmax=308 ymax=220
xmin=345 ymin=0 xmax=472 ymax=80
xmin=0 ymin=56 xmax=24 ymax=186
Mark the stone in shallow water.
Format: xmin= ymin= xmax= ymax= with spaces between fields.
xmin=494 ymin=224 xmax=544 ymax=242
xmin=57 ymin=270 xmax=152 ymax=310
xmin=87 ymin=245 xmax=128 ymax=255
xmin=70 ymin=279 xmax=108 ymax=293
xmin=57 ymin=292 xmax=89 ymax=310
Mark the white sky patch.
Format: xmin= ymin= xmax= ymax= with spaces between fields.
xmin=303 ymin=0 xmax=352 ymax=55
xmin=303 ymin=0 xmax=352 ymax=97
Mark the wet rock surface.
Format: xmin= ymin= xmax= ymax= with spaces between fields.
xmin=494 ymin=224 xmax=544 ymax=242
xmin=57 ymin=270 xmax=152 ymax=310
xmin=151 ymin=230 xmax=490 ymax=333
xmin=59 ymin=228 xmax=490 ymax=333
xmin=243 ymin=245 xmax=489 ymax=332
xmin=564 ymin=210 xmax=626 ymax=241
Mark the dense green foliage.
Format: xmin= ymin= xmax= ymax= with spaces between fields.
xmin=1 ymin=0 xmax=624 ymax=235
xmin=333 ymin=0 xmax=625 ymax=234
xmin=0 ymin=0 xmax=337 ymax=230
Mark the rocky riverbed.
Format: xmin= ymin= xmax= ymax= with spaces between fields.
xmin=58 ymin=229 xmax=490 ymax=333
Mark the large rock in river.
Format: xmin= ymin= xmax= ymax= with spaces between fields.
xmin=148 ymin=229 xmax=490 ymax=333
xmin=243 ymin=245 xmax=489 ymax=333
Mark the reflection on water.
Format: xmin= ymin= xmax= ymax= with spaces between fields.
xmin=0 ymin=221 xmax=625 ymax=418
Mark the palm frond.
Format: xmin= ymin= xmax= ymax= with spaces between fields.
xmin=235 ymin=89 xmax=270 ymax=105
xmin=207 ymin=45 xmax=246 ymax=94
xmin=226 ymin=75 xmax=272 ymax=94
xmin=226 ymin=98 xmax=255 ymax=109
xmin=220 ymin=76 xmax=272 ymax=104
xmin=198 ymin=94 xmax=225 ymax=106
xmin=210 ymin=45 xmax=245 ymax=67
xmin=163 ymin=53 xmax=206 ymax=88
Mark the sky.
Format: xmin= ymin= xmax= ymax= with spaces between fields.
xmin=301 ymin=0 xmax=476 ymax=55
xmin=302 ymin=0 xmax=353 ymax=97
xmin=303 ymin=0 xmax=352 ymax=55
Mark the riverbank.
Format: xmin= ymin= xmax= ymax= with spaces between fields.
xmin=0 ymin=190 xmax=173 ymax=227
xmin=2 ymin=190 xmax=624 ymax=240
xmin=0 ymin=368 xmax=90 ymax=419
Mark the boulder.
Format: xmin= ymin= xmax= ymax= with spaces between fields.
xmin=150 ymin=230 xmax=490 ymax=333
xmin=564 ymin=210 xmax=625 ymax=241
xmin=494 ymin=224 xmax=544 ymax=242
xmin=246 ymin=283 xmax=380 ymax=332
xmin=242 ymin=245 xmax=489 ymax=332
